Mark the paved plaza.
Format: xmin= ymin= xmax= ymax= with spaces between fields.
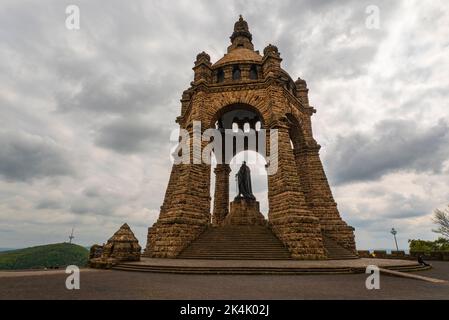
xmin=0 ymin=262 xmax=448 ymax=300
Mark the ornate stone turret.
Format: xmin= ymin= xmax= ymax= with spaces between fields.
xmin=228 ymin=15 xmax=254 ymax=52
xmin=90 ymin=223 xmax=141 ymax=268
xmin=262 ymin=44 xmax=282 ymax=77
xmin=295 ymin=77 xmax=309 ymax=106
xmin=193 ymin=51 xmax=212 ymax=84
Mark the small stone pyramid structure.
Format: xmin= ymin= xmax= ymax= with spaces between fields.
xmin=90 ymin=223 xmax=141 ymax=268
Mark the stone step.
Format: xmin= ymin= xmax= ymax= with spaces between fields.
xmin=184 ymin=246 xmax=286 ymax=249
xmin=178 ymin=225 xmax=292 ymax=260
xmin=180 ymin=251 xmax=291 ymax=255
xmin=113 ymin=264 xmax=354 ymax=274
xmin=180 ymin=249 xmax=292 ymax=254
xmin=112 ymin=260 xmax=430 ymax=275
xmin=181 ymin=252 xmax=287 ymax=255
xmin=322 ymin=236 xmax=358 ymax=260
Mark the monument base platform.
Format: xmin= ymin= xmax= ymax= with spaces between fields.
xmin=224 ymin=198 xmax=266 ymax=226
xmin=110 ymin=257 xmax=430 ymax=275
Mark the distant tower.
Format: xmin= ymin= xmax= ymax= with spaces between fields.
xmin=68 ymin=228 xmax=75 ymax=244
xmin=144 ymin=16 xmax=357 ymax=260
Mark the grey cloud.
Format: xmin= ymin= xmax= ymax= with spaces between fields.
xmin=69 ymin=185 xmax=134 ymax=217
xmin=269 ymin=0 xmax=401 ymax=82
xmin=95 ymin=116 xmax=169 ymax=154
xmin=70 ymin=198 xmax=115 ymax=216
xmin=83 ymin=187 xmax=100 ymax=198
xmin=0 ymin=131 xmax=74 ymax=182
xmin=35 ymin=199 xmax=63 ymax=210
xmin=57 ymin=77 xmax=176 ymax=115
xmin=379 ymin=192 xmax=433 ymax=220
xmin=326 ymin=119 xmax=449 ymax=185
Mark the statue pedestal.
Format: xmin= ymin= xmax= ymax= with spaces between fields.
xmin=224 ymin=199 xmax=266 ymax=226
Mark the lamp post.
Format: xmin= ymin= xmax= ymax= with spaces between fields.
xmin=390 ymin=228 xmax=399 ymax=251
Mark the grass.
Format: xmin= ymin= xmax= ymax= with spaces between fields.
xmin=0 ymin=243 xmax=89 ymax=270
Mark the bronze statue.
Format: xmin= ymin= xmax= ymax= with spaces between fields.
xmin=235 ymin=161 xmax=256 ymax=200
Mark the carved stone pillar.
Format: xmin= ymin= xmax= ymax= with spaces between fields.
xmin=295 ymin=141 xmax=357 ymax=253
xmin=240 ymin=65 xmax=250 ymax=80
xmin=144 ymin=125 xmax=211 ymax=258
xmin=212 ymin=164 xmax=231 ymax=225
xmin=267 ymin=122 xmax=326 ymax=260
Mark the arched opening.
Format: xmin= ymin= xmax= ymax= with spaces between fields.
xmin=211 ymin=103 xmax=264 ymax=164
xmin=208 ymin=103 xmax=268 ymax=225
xmin=232 ymin=66 xmax=241 ymax=80
xmin=286 ymin=113 xmax=306 ymax=151
xmin=211 ymin=103 xmax=264 ymax=130
xmin=217 ymin=69 xmax=225 ymax=83
xmin=230 ymin=151 xmax=268 ymax=218
xmin=209 ymin=150 xmax=268 ymax=223
xmin=249 ymin=65 xmax=258 ymax=80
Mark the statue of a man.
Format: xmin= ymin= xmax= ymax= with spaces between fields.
xmin=235 ymin=161 xmax=256 ymax=200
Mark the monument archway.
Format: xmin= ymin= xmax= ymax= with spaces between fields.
xmin=209 ymin=103 xmax=267 ymax=226
xmin=144 ymin=16 xmax=357 ymax=260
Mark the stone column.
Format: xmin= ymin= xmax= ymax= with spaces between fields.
xmin=295 ymin=141 xmax=357 ymax=253
xmin=267 ymin=122 xmax=326 ymax=260
xmin=144 ymin=124 xmax=211 ymax=258
xmin=212 ymin=164 xmax=231 ymax=225
xmin=240 ymin=65 xmax=250 ymax=80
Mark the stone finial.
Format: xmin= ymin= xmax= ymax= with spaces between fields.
xmin=193 ymin=51 xmax=212 ymax=83
xmin=231 ymin=15 xmax=252 ymax=42
xmin=295 ymin=77 xmax=307 ymax=88
xmin=263 ymin=44 xmax=280 ymax=57
xmin=194 ymin=51 xmax=211 ymax=67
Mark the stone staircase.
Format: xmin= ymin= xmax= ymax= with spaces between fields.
xmin=177 ymin=225 xmax=292 ymax=260
xmin=323 ymin=236 xmax=358 ymax=260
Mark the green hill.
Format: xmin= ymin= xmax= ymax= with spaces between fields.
xmin=0 ymin=243 xmax=89 ymax=270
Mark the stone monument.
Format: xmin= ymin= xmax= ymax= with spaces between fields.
xmin=144 ymin=16 xmax=357 ymax=260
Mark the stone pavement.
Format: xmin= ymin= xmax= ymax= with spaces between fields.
xmin=0 ymin=262 xmax=448 ymax=300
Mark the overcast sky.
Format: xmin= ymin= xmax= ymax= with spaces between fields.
xmin=1 ymin=0 xmax=448 ymax=250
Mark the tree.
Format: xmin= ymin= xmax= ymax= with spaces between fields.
xmin=409 ymin=238 xmax=449 ymax=252
xmin=432 ymin=206 xmax=449 ymax=239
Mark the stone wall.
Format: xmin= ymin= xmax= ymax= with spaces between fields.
xmin=357 ymin=250 xmax=449 ymax=261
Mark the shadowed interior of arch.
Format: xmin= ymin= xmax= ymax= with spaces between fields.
xmin=210 ymin=150 xmax=268 ymax=222
xmin=212 ymin=103 xmax=264 ymax=164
